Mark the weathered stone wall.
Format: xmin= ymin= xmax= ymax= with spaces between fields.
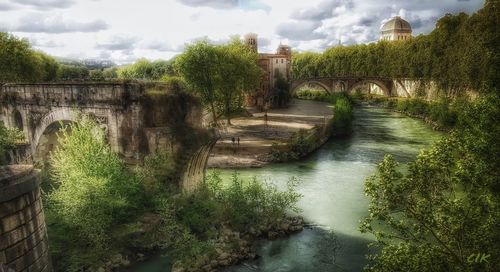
xmin=0 ymin=83 xmax=144 ymax=160
xmin=0 ymin=83 xmax=213 ymax=190
xmin=0 ymin=165 xmax=51 ymax=272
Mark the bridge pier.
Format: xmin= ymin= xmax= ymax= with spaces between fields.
xmin=0 ymin=165 xmax=52 ymax=272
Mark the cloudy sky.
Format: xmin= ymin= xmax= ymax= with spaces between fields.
xmin=0 ymin=0 xmax=484 ymax=64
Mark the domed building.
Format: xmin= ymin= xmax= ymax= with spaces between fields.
xmin=380 ymin=16 xmax=412 ymax=41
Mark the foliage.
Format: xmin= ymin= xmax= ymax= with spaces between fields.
xmin=57 ymin=64 xmax=90 ymax=81
xmin=136 ymin=151 xmax=177 ymax=197
xmin=89 ymin=69 xmax=105 ymax=81
xmin=0 ymin=123 xmax=24 ymax=164
xmin=0 ymin=32 xmax=59 ymax=83
xmin=272 ymin=71 xmax=291 ymax=107
xmin=295 ymin=89 xmax=349 ymax=104
xmin=214 ymin=38 xmax=261 ymax=124
xmin=117 ymin=58 xmax=175 ymax=81
xmin=360 ymin=94 xmax=500 ymax=271
xmin=331 ymin=96 xmax=353 ymax=137
xmin=175 ymin=41 xmax=221 ymax=124
xmin=369 ymin=97 xmax=462 ymax=129
xmin=47 ymin=117 xmax=144 ymax=250
xmin=291 ymin=2 xmax=500 ymax=96
xmin=159 ymin=76 xmax=188 ymax=92
xmin=150 ymin=171 xmax=302 ymax=266
xmin=175 ymin=38 xmax=261 ymax=125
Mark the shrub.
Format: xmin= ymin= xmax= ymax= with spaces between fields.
xmin=0 ymin=124 xmax=24 ymax=164
xmin=48 ymin=117 xmax=144 ymax=249
xmin=331 ymin=96 xmax=353 ymax=137
xmin=136 ymin=151 xmax=177 ymax=197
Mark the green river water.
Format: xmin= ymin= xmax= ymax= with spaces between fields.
xmin=131 ymin=105 xmax=443 ymax=272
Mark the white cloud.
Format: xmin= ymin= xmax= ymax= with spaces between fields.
xmin=1 ymin=0 xmax=485 ymax=63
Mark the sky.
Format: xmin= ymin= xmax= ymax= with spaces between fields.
xmin=0 ymin=0 xmax=485 ymax=64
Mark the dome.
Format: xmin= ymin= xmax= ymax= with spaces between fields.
xmin=381 ymin=16 xmax=412 ymax=33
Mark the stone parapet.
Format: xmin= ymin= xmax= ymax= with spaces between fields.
xmin=0 ymin=165 xmax=51 ymax=272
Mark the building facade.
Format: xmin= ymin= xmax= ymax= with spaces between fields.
xmin=380 ymin=16 xmax=412 ymax=41
xmin=244 ymin=33 xmax=292 ymax=109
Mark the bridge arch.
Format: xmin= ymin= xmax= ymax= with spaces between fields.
xmin=31 ymin=108 xmax=79 ymax=156
xmin=348 ymin=79 xmax=391 ymax=96
xmin=291 ymin=80 xmax=331 ymax=95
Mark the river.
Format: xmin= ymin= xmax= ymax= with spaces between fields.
xmin=132 ymin=105 xmax=442 ymax=272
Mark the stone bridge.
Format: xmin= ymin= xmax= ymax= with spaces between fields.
xmin=291 ymin=77 xmax=424 ymax=97
xmin=0 ymin=83 xmax=214 ymax=191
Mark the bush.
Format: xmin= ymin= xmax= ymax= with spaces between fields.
xmin=47 ymin=117 xmax=144 ymax=249
xmin=136 ymin=151 xmax=177 ymax=197
xmin=0 ymin=124 xmax=24 ymax=164
xmin=331 ymin=96 xmax=353 ymax=137
xmin=150 ymin=171 xmax=302 ymax=267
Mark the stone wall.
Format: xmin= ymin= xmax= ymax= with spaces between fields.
xmin=0 ymin=165 xmax=51 ymax=272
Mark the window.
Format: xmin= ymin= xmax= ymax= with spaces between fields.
xmin=281 ymin=59 xmax=283 ymax=64
xmin=276 ymin=59 xmax=278 ymax=63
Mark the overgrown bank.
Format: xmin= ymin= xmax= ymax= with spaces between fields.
xmin=354 ymin=94 xmax=464 ymax=131
xmin=41 ymin=117 xmax=303 ymax=271
xmin=268 ymin=92 xmax=353 ymax=162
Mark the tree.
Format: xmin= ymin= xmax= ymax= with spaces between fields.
xmin=175 ymin=41 xmax=221 ymax=124
xmin=273 ymin=71 xmax=290 ymax=108
xmin=57 ymin=64 xmax=89 ymax=81
xmin=214 ymin=38 xmax=260 ymax=125
xmin=0 ymin=32 xmax=60 ymax=84
xmin=117 ymin=58 xmax=175 ymax=81
xmin=89 ymin=70 xmax=105 ymax=81
xmin=360 ymin=95 xmax=500 ymax=271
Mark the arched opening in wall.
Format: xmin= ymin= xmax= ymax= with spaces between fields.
xmin=292 ymin=81 xmax=330 ymax=100
xmin=349 ymin=81 xmax=390 ymax=97
xmin=13 ymin=110 xmax=23 ymax=130
xmin=34 ymin=121 xmax=74 ymax=163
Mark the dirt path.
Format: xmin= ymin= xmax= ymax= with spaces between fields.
xmin=207 ymin=99 xmax=333 ymax=168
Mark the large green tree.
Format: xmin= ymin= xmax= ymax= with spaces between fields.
xmin=175 ymin=41 xmax=220 ymax=124
xmin=291 ymin=1 xmax=499 ymax=97
xmin=360 ymin=94 xmax=500 ymax=271
xmin=175 ymin=39 xmax=260 ymax=125
xmin=0 ymin=32 xmax=59 ymax=83
xmin=215 ymin=38 xmax=260 ymax=125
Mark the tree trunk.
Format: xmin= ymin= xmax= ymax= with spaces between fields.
xmin=210 ymin=101 xmax=218 ymax=126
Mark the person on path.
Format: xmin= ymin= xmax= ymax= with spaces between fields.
xmin=237 ymin=136 xmax=240 ymax=146
xmin=231 ymin=137 xmax=235 ymax=146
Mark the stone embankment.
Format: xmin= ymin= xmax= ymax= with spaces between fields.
xmin=207 ymin=99 xmax=333 ymax=168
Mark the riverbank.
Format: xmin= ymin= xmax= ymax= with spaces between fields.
xmin=217 ymin=105 xmax=444 ymax=271
xmin=207 ymin=99 xmax=334 ymax=168
xmin=356 ymin=95 xmax=460 ymax=131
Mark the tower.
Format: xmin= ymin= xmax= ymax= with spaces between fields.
xmin=276 ymin=44 xmax=292 ymax=59
xmin=244 ymin=33 xmax=258 ymax=53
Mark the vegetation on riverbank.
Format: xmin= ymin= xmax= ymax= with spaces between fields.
xmin=354 ymin=95 xmax=463 ymax=130
xmin=358 ymin=2 xmax=500 ymax=271
xmin=268 ymin=91 xmax=353 ymax=162
xmin=294 ymin=90 xmax=353 ymax=137
xmin=42 ymin=117 xmax=302 ymax=271
xmin=361 ymin=94 xmax=500 ymax=272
